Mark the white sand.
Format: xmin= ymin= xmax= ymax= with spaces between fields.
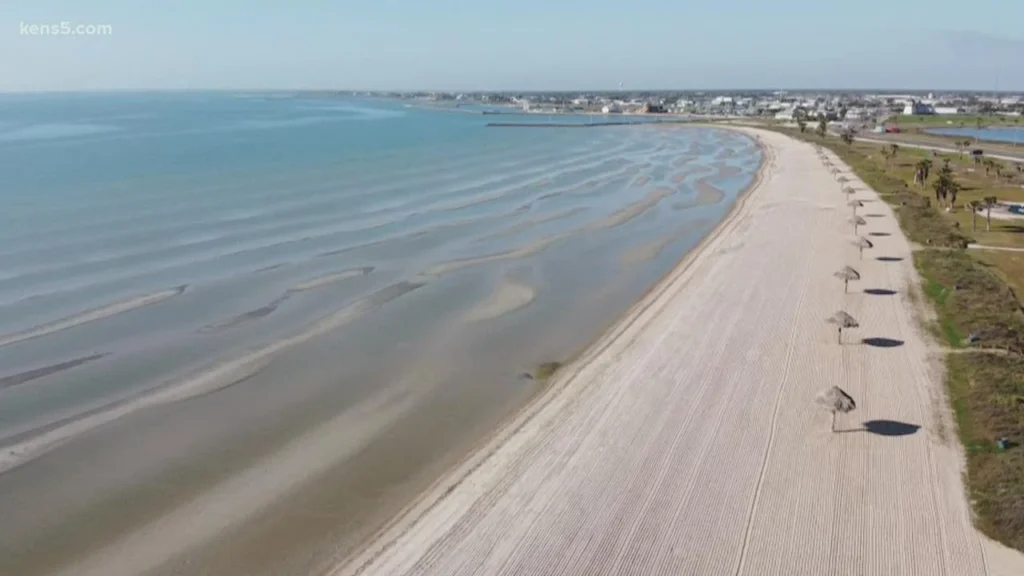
xmin=331 ymin=129 xmax=1024 ymax=576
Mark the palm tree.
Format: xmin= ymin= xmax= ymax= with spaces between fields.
xmin=913 ymin=158 xmax=932 ymax=187
xmin=983 ymin=196 xmax=999 ymax=231
xmin=965 ymin=201 xmax=978 ymax=231
xmin=840 ymin=130 xmax=854 ymax=146
xmin=932 ymin=161 xmax=959 ymax=208
xmin=889 ymin=144 xmax=899 ymax=163
xmin=817 ymin=116 xmax=828 ymax=138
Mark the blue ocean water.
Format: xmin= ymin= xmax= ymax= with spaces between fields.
xmin=927 ymin=126 xmax=1024 ymax=144
xmin=0 ymin=93 xmax=761 ymax=576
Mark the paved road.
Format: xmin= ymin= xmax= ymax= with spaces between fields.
xmin=969 ymin=244 xmax=1024 ymax=253
xmin=856 ymin=135 xmax=1024 ymax=164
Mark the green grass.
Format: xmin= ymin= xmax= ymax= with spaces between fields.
xmin=948 ymin=353 xmax=1024 ymax=551
xmin=916 ymin=268 xmax=962 ymax=347
xmin=890 ymin=114 xmax=1023 ymax=128
xmin=913 ymin=250 xmax=1024 ymax=351
xmin=776 ymin=127 xmax=1024 ymax=553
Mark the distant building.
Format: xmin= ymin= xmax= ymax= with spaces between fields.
xmin=934 ymin=106 xmax=963 ymax=115
xmin=903 ymin=101 xmax=934 ymax=115
xmin=844 ymin=108 xmax=866 ymax=121
xmin=601 ymin=104 xmax=621 ymax=114
xmin=775 ymin=107 xmax=799 ymax=120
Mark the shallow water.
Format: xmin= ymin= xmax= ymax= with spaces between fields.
xmin=0 ymin=94 xmax=760 ymax=576
xmin=926 ymin=126 xmax=1024 ymax=144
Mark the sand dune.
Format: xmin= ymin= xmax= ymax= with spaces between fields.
xmin=463 ymin=280 xmax=537 ymax=323
xmin=0 ymin=286 xmax=186 ymax=348
xmin=331 ymin=128 xmax=1024 ymax=576
xmin=0 ymin=281 xmax=423 ymax=476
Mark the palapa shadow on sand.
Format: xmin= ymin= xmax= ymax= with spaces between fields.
xmin=863 ymin=289 xmax=898 ymax=296
xmin=868 ymin=232 xmax=891 ymax=237
xmin=862 ymin=337 xmax=905 ymax=348
xmin=836 ymin=419 xmax=921 ymax=436
xmin=876 ymin=256 xmax=904 ymax=262
xmin=864 ymin=214 xmax=886 ymax=218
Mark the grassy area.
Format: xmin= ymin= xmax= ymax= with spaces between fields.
xmin=948 ymin=353 xmax=1024 ymax=551
xmin=973 ymin=250 xmax=1024 ymax=300
xmin=889 ymin=114 xmax=1024 ymax=128
xmin=914 ymin=249 xmax=1024 ymax=353
xmin=777 ymin=127 xmax=1024 ymax=552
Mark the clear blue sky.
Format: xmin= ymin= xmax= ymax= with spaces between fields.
xmin=2 ymin=0 xmax=1023 ymax=91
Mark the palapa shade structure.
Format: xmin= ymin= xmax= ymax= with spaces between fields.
xmin=850 ymin=215 xmax=867 ymax=233
xmin=837 ymin=175 xmax=850 ymax=185
xmin=842 ymin=186 xmax=857 ymax=196
xmin=852 ymin=236 xmax=873 ymax=259
xmin=827 ymin=310 xmax=859 ymax=344
xmin=848 ymin=199 xmax=863 ymax=214
xmin=833 ymin=265 xmax=861 ymax=293
xmin=816 ymin=385 xmax=857 ymax=432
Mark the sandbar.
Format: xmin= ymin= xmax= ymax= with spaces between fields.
xmin=463 ymin=280 xmax=537 ymax=323
xmin=0 ymin=286 xmax=187 ymax=349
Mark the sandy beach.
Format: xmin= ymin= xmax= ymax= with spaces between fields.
xmin=331 ymin=128 xmax=1024 ymax=576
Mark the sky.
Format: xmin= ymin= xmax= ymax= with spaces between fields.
xmin=1 ymin=0 xmax=1023 ymax=92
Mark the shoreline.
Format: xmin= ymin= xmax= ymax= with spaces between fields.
xmin=327 ymin=126 xmax=771 ymax=576
xmin=326 ymin=127 xmax=1021 ymax=576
